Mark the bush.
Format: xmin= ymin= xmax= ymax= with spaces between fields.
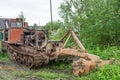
xmin=44 ymin=20 xmax=63 ymax=30
xmin=79 ymin=64 xmax=120 ymax=80
xmin=59 ymin=0 xmax=120 ymax=47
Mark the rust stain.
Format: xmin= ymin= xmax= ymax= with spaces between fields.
xmin=9 ymin=28 xmax=23 ymax=43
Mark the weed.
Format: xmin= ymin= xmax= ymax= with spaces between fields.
xmin=34 ymin=70 xmax=70 ymax=80
xmin=0 ymin=53 xmax=9 ymax=61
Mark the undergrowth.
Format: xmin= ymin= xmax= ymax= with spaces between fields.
xmin=0 ymin=52 xmax=9 ymax=61
xmin=0 ymin=46 xmax=119 ymax=80
xmin=0 ymin=29 xmax=120 ymax=80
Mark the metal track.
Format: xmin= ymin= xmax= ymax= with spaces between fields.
xmin=8 ymin=45 xmax=47 ymax=68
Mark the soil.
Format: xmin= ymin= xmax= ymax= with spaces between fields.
xmin=0 ymin=61 xmax=42 ymax=80
xmin=0 ymin=60 xmax=73 ymax=80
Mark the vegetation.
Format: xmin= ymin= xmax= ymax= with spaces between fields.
xmin=59 ymin=0 xmax=120 ymax=46
xmin=44 ymin=20 xmax=63 ymax=30
xmin=0 ymin=53 xmax=9 ymax=61
xmin=31 ymin=0 xmax=120 ymax=79
xmin=0 ymin=47 xmax=120 ymax=80
xmin=33 ymin=23 xmax=38 ymax=30
xmin=0 ymin=0 xmax=119 ymax=80
xmin=18 ymin=11 xmax=26 ymax=22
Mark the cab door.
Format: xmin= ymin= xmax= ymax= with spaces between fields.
xmin=9 ymin=28 xmax=23 ymax=43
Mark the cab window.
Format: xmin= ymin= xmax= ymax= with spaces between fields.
xmin=11 ymin=22 xmax=16 ymax=27
xmin=11 ymin=22 xmax=22 ymax=28
xmin=17 ymin=22 xmax=22 ymax=27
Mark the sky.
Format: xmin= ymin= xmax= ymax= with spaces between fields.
xmin=0 ymin=0 xmax=63 ymax=25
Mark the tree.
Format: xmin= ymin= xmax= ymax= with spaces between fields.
xmin=33 ymin=23 xmax=38 ymax=30
xmin=44 ymin=20 xmax=63 ymax=30
xmin=18 ymin=11 xmax=26 ymax=22
xmin=59 ymin=0 xmax=120 ymax=46
xmin=59 ymin=0 xmax=86 ymax=32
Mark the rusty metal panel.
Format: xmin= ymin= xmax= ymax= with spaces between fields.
xmin=9 ymin=28 xmax=23 ymax=43
xmin=9 ymin=18 xmax=22 ymax=22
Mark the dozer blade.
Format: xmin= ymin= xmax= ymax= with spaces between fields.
xmin=58 ymin=30 xmax=116 ymax=76
xmin=57 ymin=47 xmax=115 ymax=76
xmin=72 ymin=58 xmax=115 ymax=76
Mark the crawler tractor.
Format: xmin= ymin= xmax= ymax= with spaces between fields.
xmin=0 ymin=18 xmax=115 ymax=76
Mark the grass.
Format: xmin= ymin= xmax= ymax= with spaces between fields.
xmin=88 ymin=46 xmax=120 ymax=60
xmin=34 ymin=70 xmax=69 ymax=79
xmin=0 ymin=46 xmax=119 ymax=80
xmin=78 ymin=64 xmax=120 ymax=80
xmin=0 ymin=52 xmax=10 ymax=61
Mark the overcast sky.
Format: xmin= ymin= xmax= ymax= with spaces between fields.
xmin=0 ymin=0 xmax=63 ymax=25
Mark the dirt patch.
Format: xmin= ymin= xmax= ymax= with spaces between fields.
xmin=0 ymin=61 xmax=42 ymax=80
xmin=0 ymin=60 xmax=73 ymax=80
xmin=0 ymin=61 xmax=23 ymax=71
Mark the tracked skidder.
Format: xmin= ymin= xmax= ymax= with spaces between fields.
xmin=0 ymin=18 xmax=115 ymax=76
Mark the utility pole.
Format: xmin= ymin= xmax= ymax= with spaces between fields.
xmin=50 ymin=0 xmax=53 ymax=31
xmin=38 ymin=20 xmax=41 ymax=30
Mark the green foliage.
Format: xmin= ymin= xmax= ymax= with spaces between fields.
xmin=0 ymin=41 xmax=2 ymax=52
xmin=81 ymin=0 xmax=120 ymax=46
xmin=0 ymin=46 xmax=120 ymax=80
xmin=18 ymin=11 xmax=26 ymax=21
xmin=33 ymin=23 xmax=38 ymax=30
xmin=79 ymin=64 xmax=120 ymax=80
xmin=0 ymin=53 xmax=9 ymax=61
xmin=2 ymin=2 xmax=120 ymax=78
xmin=87 ymin=46 xmax=120 ymax=60
xmin=34 ymin=70 xmax=69 ymax=79
xmin=59 ymin=0 xmax=120 ymax=46
xmin=50 ymin=27 xmax=67 ymax=40
xmin=95 ymin=64 xmax=120 ymax=80
xmin=44 ymin=20 xmax=63 ymax=30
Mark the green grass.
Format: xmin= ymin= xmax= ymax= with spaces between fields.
xmin=88 ymin=46 xmax=120 ymax=60
xmin=0 ymin=53 xmax=10 ymax=61
xmin=78 ymin=64 xmax=120 ymax=80
xmin=0 ymin=46 xmax=120 ymax=80
xmin=0 ymin=41 xmax=2 ymax=52
xmin=34 ymin=70 xmax=69 ymax=79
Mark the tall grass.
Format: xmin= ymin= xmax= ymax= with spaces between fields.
xmin=0 ymin=29 xmax=119 ymax=80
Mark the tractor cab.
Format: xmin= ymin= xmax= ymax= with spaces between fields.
xmin=8 ymin=18 xmax=24 ymax=44
xmin=0 ymin=18 xmax=29 ymax=44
